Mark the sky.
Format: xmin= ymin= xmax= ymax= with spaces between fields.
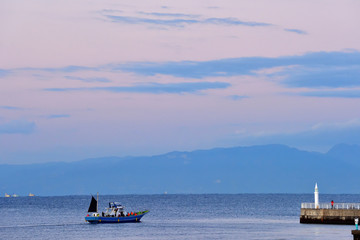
xmin=0 ymin=0 xmax=360 ymax=164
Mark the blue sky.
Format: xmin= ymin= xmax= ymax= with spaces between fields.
xmin=0 ymin=0 xmax=359 ymax=164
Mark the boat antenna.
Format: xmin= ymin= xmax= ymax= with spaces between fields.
xmin=97 ymin=192 xmax=99 ymax=213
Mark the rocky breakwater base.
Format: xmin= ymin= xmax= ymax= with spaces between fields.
xmin=300 ymin=203 xmax=360 ymax=224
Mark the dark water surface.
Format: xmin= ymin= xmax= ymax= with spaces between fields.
xmin=0 ymin=194 xmax=357 ymax=239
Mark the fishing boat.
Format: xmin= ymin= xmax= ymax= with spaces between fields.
xmin=4 ymin=193 xmax=10 ymax=198
xmin=85 ymin=194 xmax=149 ymax=224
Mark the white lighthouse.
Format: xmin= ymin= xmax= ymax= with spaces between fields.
xmin=314 ymin=183 xmax=319 ymax=209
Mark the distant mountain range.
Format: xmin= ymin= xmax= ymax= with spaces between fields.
xmin=1 ymin=144 xmax=360 ymax=196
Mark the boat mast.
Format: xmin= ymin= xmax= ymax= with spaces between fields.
xmin=97 ymin=192 xmax=99 ymax=213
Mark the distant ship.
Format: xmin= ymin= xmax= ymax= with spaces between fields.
xmin=29 ymin=193 xmax=35 ymax=197
xmin=85 ymin=194 xmax=149 ymax=224
xmin=12 ymin=194 xmax=18 ymax=197
xmin=4 ymin=193 xmax=10 ymax=197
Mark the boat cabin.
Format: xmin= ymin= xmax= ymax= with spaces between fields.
xmin=102 ymin=202 xmax=127 ymax=217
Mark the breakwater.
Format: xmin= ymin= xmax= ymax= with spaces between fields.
xmin=300 ymin=203 xmax=360 ymax=225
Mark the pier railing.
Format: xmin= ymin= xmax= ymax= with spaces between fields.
xmin=301 ymin=202 xmax=360 ymax=209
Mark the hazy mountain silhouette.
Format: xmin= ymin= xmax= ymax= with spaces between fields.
xmin=326 ymin=143 xmax=360 ymax=167
xmin=1 ymin=144 xmax=359 ymax=196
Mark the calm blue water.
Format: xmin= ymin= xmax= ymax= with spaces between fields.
xmin=0 ymin=194 xmax=357 ymax=239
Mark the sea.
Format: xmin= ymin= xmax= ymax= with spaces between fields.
xmin=0 ymin=194 xmax=358 ymax=240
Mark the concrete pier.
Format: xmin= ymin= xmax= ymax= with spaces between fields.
xmin=300 ymin=207 xmax=360 ymax=224
xmin=301 ymin=184 xmax=360 ymax=224
xmin=352 ymin=230 xmax=360 ymax=240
